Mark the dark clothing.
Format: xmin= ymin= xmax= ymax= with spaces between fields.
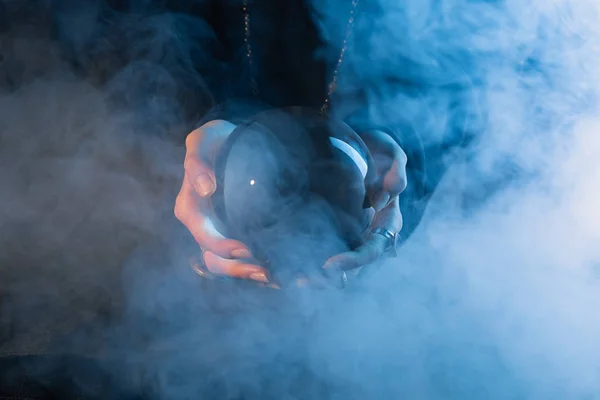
xmin=198 ymin=0 xmax=330 ymax=111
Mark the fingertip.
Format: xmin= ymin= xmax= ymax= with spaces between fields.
xmin=387 ymin=173 xmax=407 ymax=195
xmin=383 ymin=164 xmax=407 ymax=195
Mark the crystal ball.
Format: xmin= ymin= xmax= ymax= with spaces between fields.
xmin=211 ymin=107 xmax=375 ymax=284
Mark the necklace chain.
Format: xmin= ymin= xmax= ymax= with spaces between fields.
xmin=242 ymin=0 xmax=360 ymax=116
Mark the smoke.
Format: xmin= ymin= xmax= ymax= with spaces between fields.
xmin=332 ymin=0 xmax=600 ymax=397
xmin=0 ymin=0 xmax=208 ymax=353
xmin=1 ymin=0 xmax=600 ymax=398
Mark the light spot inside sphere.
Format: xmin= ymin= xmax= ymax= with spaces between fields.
xmin=250 ymin=179 xmax=255 ymax=186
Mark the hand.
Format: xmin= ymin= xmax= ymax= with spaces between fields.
xmin=174 ymin=120 xmax=270 ymax=283
xmin=323 ymin=129 xmax=407 ymax=272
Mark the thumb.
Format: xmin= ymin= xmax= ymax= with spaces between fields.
xmin=184 ymin=155 xmax=216 ymax=198
xmin=184 ymin=120 xmax=237 ymax=198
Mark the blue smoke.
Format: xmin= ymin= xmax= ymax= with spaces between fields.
xmin=1 ymin=0 xmax=600 ymax=398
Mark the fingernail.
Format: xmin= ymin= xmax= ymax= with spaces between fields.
xmin=249 ymin=272 xmax=269 ymax=283
xmin=231 ymin=248 xmax=251 ymax=258
xmin=195 ymin=174 xmax=215 ymax=197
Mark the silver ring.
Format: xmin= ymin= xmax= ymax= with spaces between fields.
xmin=371 ymin=227 xmax=395 ymax=241
xmin=340 ymin=270 xmax=348 ymax=289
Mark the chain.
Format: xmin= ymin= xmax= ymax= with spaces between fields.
xmin=242 ymin=0 xmax=360 ymax=116
xmin=243 ymin=1 xmax=260 ymax=95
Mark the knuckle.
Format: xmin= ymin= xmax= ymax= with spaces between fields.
xmin=185 ymin=133 xmax=194 ymax=149
xmin=379 ymin=132 xmax=402 ymax=156
xmin=389 ymin=167 xmax=407 ymax=194
xmin=183 ymin=157 xmax=196 ymax=174
xmin=185 ymin=128 xmax=203 ymax=149
xmin=173 ymin=196 xmax=187 ymax=222
xmin=398 ymin=175 xmax=408 ymax=192
xmin=192 ymin=120 xmax=229 ymax=143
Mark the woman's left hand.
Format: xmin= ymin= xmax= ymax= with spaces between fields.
xmin=323 ymin=129 xmax=407 ymax=273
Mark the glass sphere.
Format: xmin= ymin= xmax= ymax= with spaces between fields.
xmin=212 ymin=107 xmax=374 ymax=283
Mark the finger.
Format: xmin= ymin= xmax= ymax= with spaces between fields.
xmin=202 ymin=250 xmax=270 ymax=283
xmin=186 ymin=120 xmax=238 ymax=160
xmin=358 ymin=129 xmax=402 ymax=157
xmin=323 ymin=198 xmax=403 ymax=271
xmin=371 ymin=196 xmax=403 ymax=234
xmin=183 ymin=155 xmax=216 ymax=198
xmin=175 ymin=179 xmax=252 ymax=259
xmin=360 ymin=130 xmax=408 ymax=208
xmin=371 ymin=192 xmax=390 ymax=212
xmin=361 ymin=206 xmax=376 ymax=233
xmin=184 ymin=120 xmax=237 ymax=197
xmin=323 ymin=234 xmax=388 ymax=271
xmin=370 ymin=153 xmax=407 ymax=211
xmin=382 ymin=146 xmax=408 ymax=195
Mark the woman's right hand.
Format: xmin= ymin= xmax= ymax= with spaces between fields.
xmin=174 ymin=120 xmax=270 ymax=283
